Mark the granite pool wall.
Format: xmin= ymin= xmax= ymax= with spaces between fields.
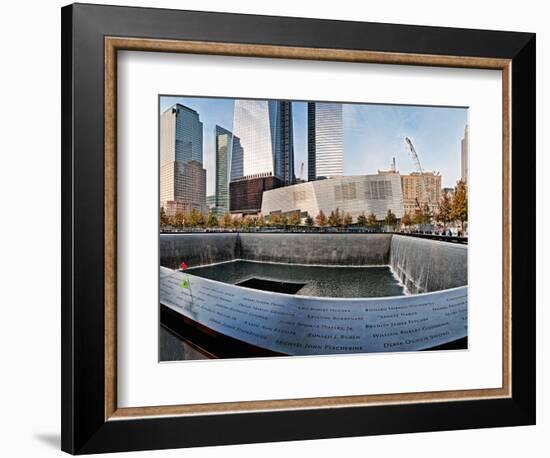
xmin=160 ymin=233 xmax=467 ymax=293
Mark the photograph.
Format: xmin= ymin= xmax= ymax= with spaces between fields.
xmin=54 ymin=2 xmax=537 ymax=454
xmin=158 ymin=95 xmax=469 ymax=361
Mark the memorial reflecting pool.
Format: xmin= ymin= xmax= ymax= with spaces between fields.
xmin=187 ymin=260 xmax=406 ymax=298
xmin=159 ymin=234 xmax=468 ymax=360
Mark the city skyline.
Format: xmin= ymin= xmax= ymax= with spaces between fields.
xmin=159 ymin=96 xmax=468 ymax=195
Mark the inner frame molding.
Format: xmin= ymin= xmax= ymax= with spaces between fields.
xmin=104 ymin=36 xmax=511 ymax=421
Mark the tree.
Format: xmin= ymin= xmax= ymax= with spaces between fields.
xmin=411 ymin=204 xmax=431 ymax=226
xmin=366 ymin=212 xmax=378 ymax=229
xmin=412 ymin=208 xmax=423 ymax=225
xmin=172 ymin=211 xmax=184 ymax=229
xmin=196 ymin=210 xmax=206 ymax=228
xmin=401 ymin=212 xmax=411 ymax=227
xmin=280 ymin=214 xmax=289 ymax=227
xmin=220 ymin=213 xmax=233 ymax=229
xmin=185 ymin=208 xmax=205 ymax=228
xmin=232 ymin=215 xmax=243 ymax=229
xmin=421 ymin=203 xmax=432 ymax=225
xmin=357 ymin=213 xmax=367 ymax=227
xmin=305 ymin=215 xmax=314 ymax=227
xmin=160 ymin=206 xmax=169 ymax=228
xmin=256 ymin=214 xmax=266 ymax=228
xmin=328 ymin=208 xmax=343 ymax=227
xmin=451 ymin=180 xmax=468 ymax=233
xmin=435 ymin=190 xmax=453 ymax=231
xmin=343 ymin=212 xmax=353 ymax=227
xmin=385 ymin=209 xmax=397 ymax=229
xmin=207 ymin=212 xmax=219 ymax=228
xmin=315 ymin=210 xmax=328 ymax=227
xmin=288 ymin=212 xmax=301 ymax=227
xmin=243 ymin=215 xmax=255 ymax=228
xmin=268 ymin=213 xmax=282 ymax=226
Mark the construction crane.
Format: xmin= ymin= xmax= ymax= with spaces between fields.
xmin=404 ymin=137 xmax=430 ymax=209
xmin=390 ymin=157 xmax=397 ymax=173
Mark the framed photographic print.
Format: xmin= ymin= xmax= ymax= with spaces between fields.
xmin=61 ymin=3 xmax=536 ymax=454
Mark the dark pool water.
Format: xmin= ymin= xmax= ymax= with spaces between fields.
xmin=187 ymin=260 xmax=405 ymax=298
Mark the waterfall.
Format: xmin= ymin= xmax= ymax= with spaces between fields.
xmin=160 ymin=234 xmax=467 ymax=293
xmin=389 ymin=235 xmax=467 ymax=293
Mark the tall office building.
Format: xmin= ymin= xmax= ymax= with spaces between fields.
xmin=308 ymin=102 xmax=343 ymax=181
xmin=278 ymin=101 xmax=295 ymax=185
xmin=214 ymin=125 xmax=232 ymax=215
xmin=229 ymin=99 xmax=294 ymax=213
xmin=160 ymin=103 xmax=207 ymax=216
xmin=461 ymin=124 xmax=469 ymax=183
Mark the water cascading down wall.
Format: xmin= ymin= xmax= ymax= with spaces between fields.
xmin=159 ymin=233 xmax=468 ymax=355
xmin=159 ymin=233 xmax=467 ymax=294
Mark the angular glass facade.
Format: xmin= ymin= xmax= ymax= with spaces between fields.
xmin=229 ymin=99 xmax=294 ymax=212
xmin=230 ymin=100 xmax=294 ymax=183
xmin=231 ymin=100 xmax=277 ymax=181
xmin=308 ymin=102 xmax=343 ymax=181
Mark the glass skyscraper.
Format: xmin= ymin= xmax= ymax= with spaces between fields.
xmin=160 ymin=103 xmax=207 ymax=215
xmin=229 ymin=99 xmax=294 ymax=213
xmin=230 ymin=100 xmax=294 ymax=183
xmin=307 ymin=102 xmax=343 ymax=181
xmin=277 ymin=101 xmax=295 ymax=186
xmin=160 ymin=103 xmax=203 ymax=165
xmin=214 ymin=125 xmax=232 ymax=214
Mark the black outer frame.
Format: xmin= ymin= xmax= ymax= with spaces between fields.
xmin=61 ymin=3 xmax=536 ymax=454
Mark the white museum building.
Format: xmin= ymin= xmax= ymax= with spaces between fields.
xmin=261 ymin=174 xmax=405 ymax=221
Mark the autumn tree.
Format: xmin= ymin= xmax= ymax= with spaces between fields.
xmin=366 ymin=212 xmax=378 ymax=229
xmin=451 ymin=180 xmax=468 ymax=233
xmin=421 ymin=204 xmax=433 ymax=225
xmin=160 ymin=206 xmax=169 ymax=228
xmin=256 ymin=214 xmax=266 ymax=228
xmin=172 ymin=211 xmax=184 ymax=229
xmin=232 ymin=215 xmax=243 ymax=229
xmin=343 ymin=212 xmax=353 ymax=228
xmin=357 ymin=213 xmax=367 ymax=227
xmin=197 ymin=210 xmax=207 ymax=228
xmin=412 ymin=208 xmax=423 ymax=225
xmin=243 ymin=215 xmax=255 ymax=228
xmin=288 ymin=212 xmax=301 ymax=227
xmin=401 ymin=212 xmax=412 ymax=228
xmin=268 ymin=213 xmax=281 ymax=226
xmin=328 ymin=208 xmax=343 ymax=227
xmin=185 ymin=208 xmax=205 ymax=228
xmin=220 ymin=213 xmax=233 ymax=229
xmin=385 ymin=209 xmax=397 ymax=229
xmin=207 ymin=212 xmax=219 ymax=228
xmin=435 ymin=190 xmax=453 ymax=231
xmin=315 ymin=210 xmax=328 ymax=227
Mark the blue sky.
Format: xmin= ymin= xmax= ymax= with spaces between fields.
xmin=160 ymin=96 xmax=467 ymax=194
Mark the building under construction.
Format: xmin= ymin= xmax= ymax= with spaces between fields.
xmin=378 ymin=153 xmax=442 ymax=217
xmin=401 ymin=172 xmax=442 ymax=215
